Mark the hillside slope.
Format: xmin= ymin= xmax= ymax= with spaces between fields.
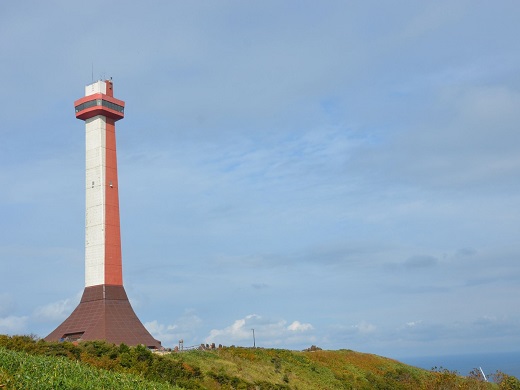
xmin=178 ymin=347 xmax=496 ymax=389
xmin=1 ymin=335 xmax=517 ymax=389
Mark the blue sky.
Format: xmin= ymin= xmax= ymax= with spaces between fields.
xmin=1 ymin=1 xmax=519 ymax=360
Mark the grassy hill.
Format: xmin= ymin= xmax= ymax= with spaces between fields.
xmin=0 ymin=335 xmax=518 ymax=389
xmin=0 ymin=347 xmax=179 ymax=390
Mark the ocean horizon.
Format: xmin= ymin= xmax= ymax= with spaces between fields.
xmin=397 ymin=351 xmax=520 ymax=380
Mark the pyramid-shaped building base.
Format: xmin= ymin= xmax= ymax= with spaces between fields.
xmin=45 ymin=285 xmax=161 ymax=348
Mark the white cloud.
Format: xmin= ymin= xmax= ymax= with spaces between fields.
xmin=354 ymin=321 xmax=377 ymax=334
xmin=205 ymin=314 xmax=260 ymax=344
xmin=0 ymin=315 xmax=28 ymax=334
xmin=144 ymin=310 xmax=203 ymax=347
xmin=144 ymin=320 xmax=179 ymax=346
xmin=205 ymin=315 xmax=315 ymax=348
xmin=287 ymin=321 xmax=313 ymax=332
xmin=32 ymin=292 xmax=81 ymax=322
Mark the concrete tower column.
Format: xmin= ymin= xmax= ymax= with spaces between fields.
xmin=80 ymin=80 xmax=124 ymax=287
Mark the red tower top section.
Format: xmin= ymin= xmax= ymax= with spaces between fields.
xmin=74 ymin=80 xmax=125 ymax=121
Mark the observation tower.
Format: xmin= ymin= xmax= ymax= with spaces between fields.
xmin=45 ymin=80 xmax=161 ymax=348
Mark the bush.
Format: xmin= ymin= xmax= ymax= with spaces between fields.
xmin=493 ymin=371 xmax=520 ymax=390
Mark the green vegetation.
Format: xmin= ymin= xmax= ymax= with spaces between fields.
xmin=0 ymin=347 xmax=178 ymax=390
xmin=0 ymin=335 xmax=519 ymax=389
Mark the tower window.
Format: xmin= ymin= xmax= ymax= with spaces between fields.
xmin=75 ymin=99 xmax=124 ymax=114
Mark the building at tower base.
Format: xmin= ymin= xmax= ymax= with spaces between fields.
xmin=44 ymin=80 xmax=160 ymax=348
xmin=45 ymin=285 xmax=160 ymax=348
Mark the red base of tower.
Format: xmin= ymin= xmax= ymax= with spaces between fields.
xmin=44 ymin=285 xmax=161 ymax=348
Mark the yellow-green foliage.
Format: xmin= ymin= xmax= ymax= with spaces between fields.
xmin=0 ymin=347 xmax=179 ymax=390
xmin=175 ymin=347 xmax=501 ymax=390
xmin=0 ymin=335 xmax=517 ymax=389
xmin=0 ymin=335 xmax=202 ymax=389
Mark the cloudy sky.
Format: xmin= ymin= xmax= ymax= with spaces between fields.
xmin=1 ymin=1 xmax=519 ymax=360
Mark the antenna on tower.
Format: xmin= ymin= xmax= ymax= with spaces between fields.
xmin=91 ymin=63 xmax=94 ymax=83
xmin=479 ymin=367 xmax=488 ymax=382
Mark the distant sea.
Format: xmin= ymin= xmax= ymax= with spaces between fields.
xmin=397 ymin=352 xmax=520 ymax=379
